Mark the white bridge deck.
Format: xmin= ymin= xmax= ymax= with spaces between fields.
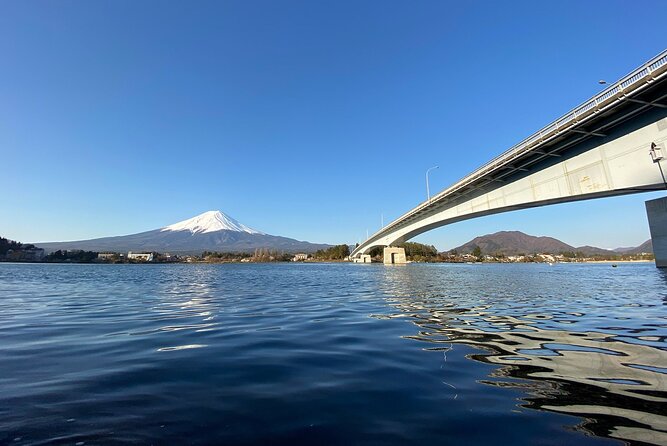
xmin=352 ymin=50 xmax=667 ymax=258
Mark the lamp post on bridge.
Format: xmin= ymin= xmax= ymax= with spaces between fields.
xmin=650 ymin=142 xmax=667 ymax=189
xmin=426 ymin=166 xmax=439 ymax=203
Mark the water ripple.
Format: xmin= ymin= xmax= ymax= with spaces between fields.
xmin=0 ymin=262 xmax=665 ymax=445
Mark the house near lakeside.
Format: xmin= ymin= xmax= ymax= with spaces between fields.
xmin=127 ymin=252 xmax=154 ymax=262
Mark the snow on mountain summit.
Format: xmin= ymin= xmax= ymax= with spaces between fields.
xmin=161 ymin=210 xmax=264 ymax=235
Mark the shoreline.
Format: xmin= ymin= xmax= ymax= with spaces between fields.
xmin=575 ymin=259 xmax=653 ymax=264
xmin=0 ymin=259 xmax=656 ymax=266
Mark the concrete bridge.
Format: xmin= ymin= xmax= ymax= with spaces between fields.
xmin=351 ymin=50 xmax=667 ymax=266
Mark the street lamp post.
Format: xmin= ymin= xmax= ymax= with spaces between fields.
xmin=650 ymin=142 xmax=667 ymax=189
xmin=426 ymin=166 xmax=439 ymax=203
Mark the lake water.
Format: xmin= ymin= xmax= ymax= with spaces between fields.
xmin=0 ymin=262 xmax=665 ymax=445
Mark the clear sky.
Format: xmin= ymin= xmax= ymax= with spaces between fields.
xmin=1 ymin=1 xmax=666 ymax=250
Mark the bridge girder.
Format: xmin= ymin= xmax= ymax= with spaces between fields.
xmin=352 ymin=78 xmax=667 ymax=258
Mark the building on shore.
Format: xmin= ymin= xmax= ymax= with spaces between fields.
xmin=127 ymin=252 xmax=154 ymax=262
xmin=292 ymin=253 xmax=308 ymax=262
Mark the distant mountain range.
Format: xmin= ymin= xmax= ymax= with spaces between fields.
xmin=451 ymin=231 xmax=652 ymax=256
xmin=613 ymin=239 xmax=653 ymax=255
xmin=30 ymin=216 xmax=653 ymax=258
xmin=35 ymin=211 xmax=330 ymax=254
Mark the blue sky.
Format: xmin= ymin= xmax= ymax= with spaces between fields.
xmin=1 ymin=1 xmax=666 ymax=250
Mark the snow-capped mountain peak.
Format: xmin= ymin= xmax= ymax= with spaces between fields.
xmin=161 ymin=210 xmax=264 ymax=235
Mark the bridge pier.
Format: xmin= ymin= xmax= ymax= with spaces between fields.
xmin=353 ymin=254 xmax=372 ymax=263
xmin=383 ymin=247 xmax=406 ymax=264
xmin=646 ymin=196 xmax=667 ymax=268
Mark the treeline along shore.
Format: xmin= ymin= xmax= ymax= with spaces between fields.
xmin=0 ymin=236 xmax=354 ymax=264
xmin=364 ymin=242 xmax=653 ymax=263
xmin=0 ymin=236 xmax=653 ymax=264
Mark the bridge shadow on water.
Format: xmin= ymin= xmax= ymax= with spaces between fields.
xmin=372 ymin=264 xmax=667 ymax=446
xmin=657 ymin=268 xmax=667 ymax=306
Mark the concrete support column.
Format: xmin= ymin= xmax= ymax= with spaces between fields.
xmin=353 ymin=254 xmax=372 ymax=263
xmin=646 ymin=196 xmax=667 ymax=268
xmin=383 ymin=247 xmax=407 ymax=264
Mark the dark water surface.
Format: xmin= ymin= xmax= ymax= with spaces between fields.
xmin=1 ymin=262 xmax=666 ymax=445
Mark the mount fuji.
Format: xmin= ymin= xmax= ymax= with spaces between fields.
xmin=35 ymin=211 xmax=331 ymax=254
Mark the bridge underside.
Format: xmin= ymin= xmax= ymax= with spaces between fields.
xmin=353 ymin=103 xmax=667 ymax=257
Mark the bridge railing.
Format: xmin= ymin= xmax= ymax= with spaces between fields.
xmin=357 ymin=49 xmax=667 ymax=251
xmin=427 ymin=50 xmax=667 ymax=207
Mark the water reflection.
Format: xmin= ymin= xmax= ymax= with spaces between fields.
xmin=376 ymin=264 xmax=667 ymax=446
xmin=144 ymin=266 xmax=223 ymax=349
xmin=657 ymin=268 xmax=667 ymax=306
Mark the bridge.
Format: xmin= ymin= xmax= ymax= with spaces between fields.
xmin=351 ymin=49 xmax=667 ymax=266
